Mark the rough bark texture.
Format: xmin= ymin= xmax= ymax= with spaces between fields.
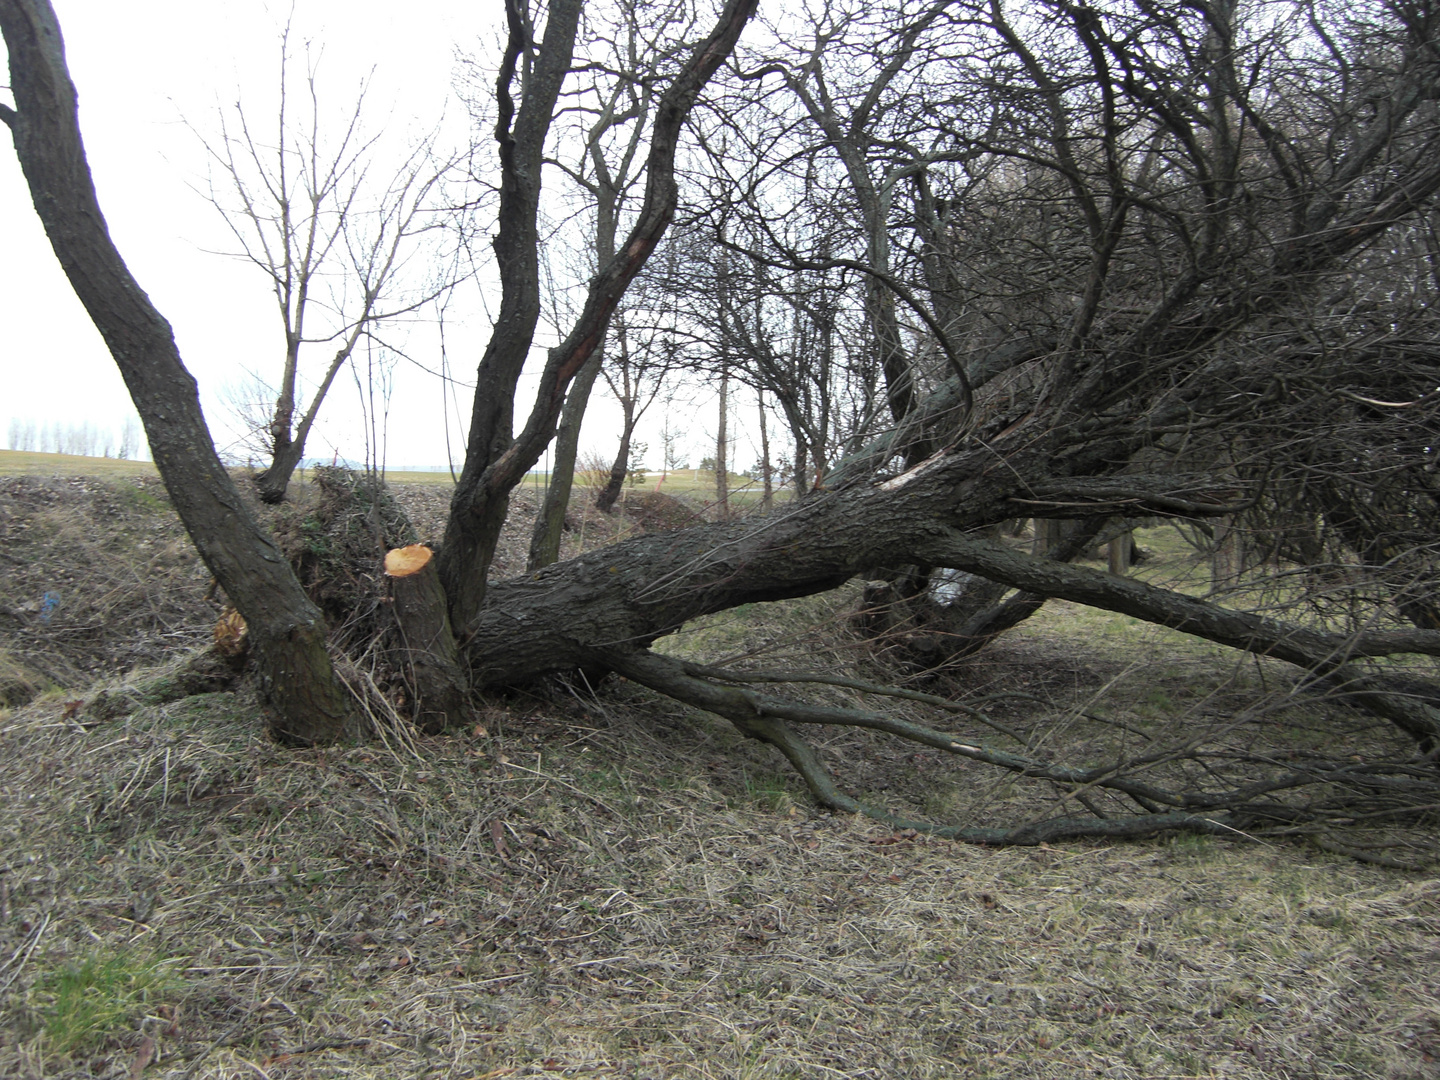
xmin=594 ymin=423 xmax=633 ymax=515
xmin=0 ymin=0 xmax=352 ymax=745
xmin=460 ymin=439 xmax=1440 ymax=743
xmin=438 ymin=0 xmax=761 ymax=628
xmin=385 ymin=546 xmax=469 ymax=733
xmin=1107 ymin=532 xmax=1132 ymax=576
xmin=254 ymin=342 xmax=354 ymax=504
xmin=256 ymin=442 xmax=308 ymax=506
xmin=527 ymin=353 xmax=600 ymax=569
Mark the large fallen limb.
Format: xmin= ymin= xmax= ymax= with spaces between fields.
xmin=466 ymin=451 xmax=1440 ymax=746
xmin=915 ymin=529 xmax=1440 ymax=744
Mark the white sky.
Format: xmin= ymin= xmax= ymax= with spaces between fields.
xmin=0 ymin=0 xmax=734 ymax=472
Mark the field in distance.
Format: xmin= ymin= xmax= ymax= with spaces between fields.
xmin=0 ymin=450 xmax=775 ymax=501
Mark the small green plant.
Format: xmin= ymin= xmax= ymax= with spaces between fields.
xmin=1167 ymin=832 xmax=1213 ymax=860
xmin=1141 ymin=688 xmax=1175 ymax=713
xmin=742 ymin=769 xmax=795 ymax=814
xmin=39 ymin=948 xmax=180 ymax=1055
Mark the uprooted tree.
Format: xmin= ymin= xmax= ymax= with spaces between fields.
xmin=5 ymin=0 xmax=1440 ymax=847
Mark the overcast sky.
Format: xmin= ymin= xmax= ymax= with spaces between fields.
xmin=1 ymin=0 xmax=728 ymax=472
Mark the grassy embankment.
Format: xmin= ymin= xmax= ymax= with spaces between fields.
xmin=0 ymin=457 xmax=1438 ymax=1078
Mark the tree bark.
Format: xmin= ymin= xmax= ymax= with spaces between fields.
xmin=758 ymin=389 xmax=773 ymax=511
xmin=385 ymin=545 xmax=469 ymax=733
xmin=437 ymin=0 xmax=584 ymax=625
xmin=529 ymin=352 xmax=602 ymax=569
xmin=0 ymin=0 xmax=353 ymax=744
xmin=438 ymin=0 xmax=760 ymax=629
xmin=715 ymin=366 xmax=729 ymax=520
xmin=595 ymin=422 xmax=634 ymax=514
xmin=459 ymin=443 xmax=1440 ymax=743
xmin=254 ymin=339 xmax=359 ymax=504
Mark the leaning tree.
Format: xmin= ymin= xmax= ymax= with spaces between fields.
xmin=5 ymin=0 xmax=1440 ymax=844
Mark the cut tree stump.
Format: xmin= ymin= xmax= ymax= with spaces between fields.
xmin=384 ymin=545 xmax=469 ymax=732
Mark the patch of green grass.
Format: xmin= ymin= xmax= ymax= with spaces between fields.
xmin=1139 ymin=688 xmax=1176 ymax=716
xmin=113 ymin=479 xmax=170 ymax=514
xmin=740 ymin=768 xmax=798 ymax=814
xmin=578 ymin=764 xmax=641 ymax=811
xmin=37 ymin=948 xmax=181 ymax=1055
xmin=1166 ymin=832 xmax=1215 ymax=861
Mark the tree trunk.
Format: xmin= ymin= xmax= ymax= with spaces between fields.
xmin=456 ymin=432 xmax=1440 ymax=745
xmin=758 ymin=389 xmax=773 ymax=511
xmin=529 ymin=351 xmax=603 ymax=569
xmin=1032 ymin=518 xmax=1062 ymax=555
xmin=255 ymin=437 xmax=309 ymax=505
xmin=385 ymin=545 xmax=469 ymax=733
xmin=438 ymin=0 xmax=759 ymax=630
xmin=715 ymin=367 xmax=730 ymax=520
xmin=1211 ymin=516 xmax=1241 ymax=587
xmin=595 ymin=422 xmax=633 ymax=514
xmin=0 ymin=0 xmax=353 ymax=745
xmin=1108 ymin=531 xmax=1132 ymax=576
xmin=436 ymin=0 xmax=585 ymax=626
xmin=255 ymin=342 xmax=358 ymax=504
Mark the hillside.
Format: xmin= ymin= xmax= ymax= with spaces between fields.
xmin=0 ymin=463 xmax=1438 ymax=1078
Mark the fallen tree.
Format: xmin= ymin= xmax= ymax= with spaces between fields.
xmin=6 ymin=0 xmax=1440 ymax=848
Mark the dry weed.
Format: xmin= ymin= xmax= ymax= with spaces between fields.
xmin=1 ymin=671 xmax=1438 ymax=1079
xmin=1 ymin=471 xmax=1438 ymax=1078
xmin=0 ymin=477 xmax=212 ymax=688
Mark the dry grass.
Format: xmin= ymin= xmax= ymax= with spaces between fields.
xmin=2 ymin=468 xmax=1440 ymax=1078
xmin=2 ymin=670 xmax=1440 ymax=1079
xmin=0 ymin=475 xmax=213 ymax=687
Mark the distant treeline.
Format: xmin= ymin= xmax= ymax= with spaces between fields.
xmin=5 ymin=417 xmax=147 ymax=460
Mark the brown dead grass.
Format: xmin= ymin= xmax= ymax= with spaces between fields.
xmin=0 ymin=475 xmax=212 ymax=686
xmin=0 ymin=472 xmax=532 ymax=695
xmin=2 ymin=673 xmax=1440 ymax=1079
xmin=1 ymin=469 xmax=1439 ymax=1078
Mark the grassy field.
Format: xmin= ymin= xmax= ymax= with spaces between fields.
xmin=0 ymin=449 xmax=160 ymax=478
xmin=518 ymin=467 xmax=787 ymax=511
xmin=0 ymin=469 xmax=1438 ymax=1078
xmin=0 ymin=450 xmax=776 ymax=505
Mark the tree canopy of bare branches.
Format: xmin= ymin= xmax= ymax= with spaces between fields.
xmin=198 ymin=23 xmax=472 ymax=501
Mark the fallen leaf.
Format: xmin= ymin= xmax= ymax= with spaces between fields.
xmin=129 ymin=1035 xmax=155 ymax=1079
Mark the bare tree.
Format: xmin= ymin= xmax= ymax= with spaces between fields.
xmin=525 ymin=0 xmax=693 ymax=568
xmin=593 ymin=311 xmax=674 ymax=513
xmin=713 ymin=362 xmax=729 ymax=518
xmin=9 ymin=0 xmax=1440 ymax=845
xmin=2 ymin=0 xmax=353 ymax=742
xmin=755 ymin=386 xmax=773 ymax=510
xmin=199 ymin=25 xmax=468 ymax=502
xmin=434 ymin=0 xmax=758 ymax=628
